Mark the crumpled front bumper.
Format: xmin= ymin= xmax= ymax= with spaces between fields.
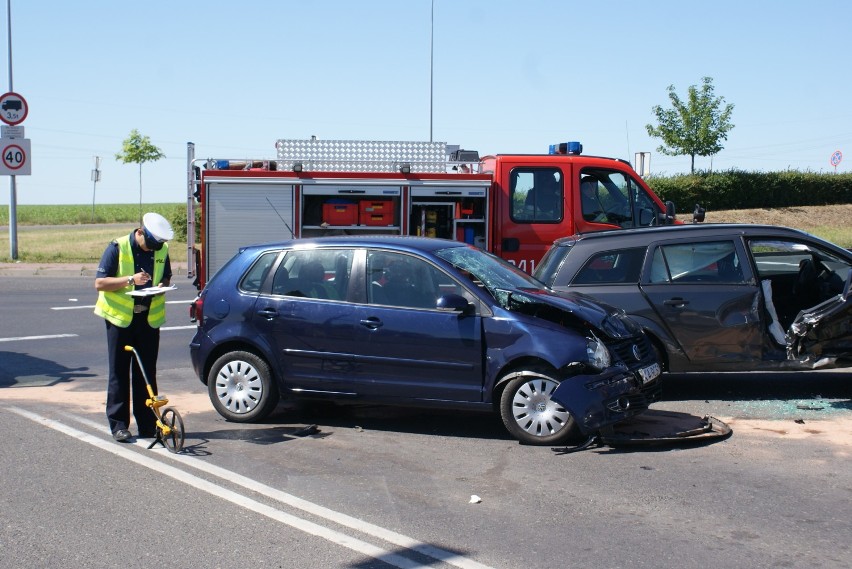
xmin=550 ymin=363 xmax=662 ymax=436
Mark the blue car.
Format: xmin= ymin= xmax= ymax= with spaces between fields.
xmin=189 ymin=236 xmax=661 ymax=445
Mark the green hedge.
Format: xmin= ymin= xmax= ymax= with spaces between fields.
xmin=169 ymin=206 xmax=201 ymax=242
xmin=646 ymin=170 xmax=852 ymax=213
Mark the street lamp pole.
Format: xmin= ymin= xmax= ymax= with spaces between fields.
xmin=429 ymin=0 xmax=434 ymax=142
xmin=6 ymin=0 xmax=17 ymax=260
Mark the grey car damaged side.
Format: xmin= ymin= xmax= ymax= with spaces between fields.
xmin=535 ymin=224 xmax=852 ymax=373
xmin=787 ymin=269 xmax=852 ymax=366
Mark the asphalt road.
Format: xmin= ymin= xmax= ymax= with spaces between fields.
xmin=1 ymin=273 xmax=850 ymax=569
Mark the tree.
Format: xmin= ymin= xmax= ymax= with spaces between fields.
xmin=115 ymin=129 xmax=165 ymax=223
xmin=646 ymin=76 xmax=734 ymax=173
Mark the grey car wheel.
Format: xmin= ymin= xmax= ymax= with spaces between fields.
xmin=499 ymin=369 xmax=578 ymax=445
xmin=207 ymin=351 xmax=279 ymax=423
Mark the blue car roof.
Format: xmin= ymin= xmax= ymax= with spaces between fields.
xmin=240 ymin=235 xmax=469 ymax=255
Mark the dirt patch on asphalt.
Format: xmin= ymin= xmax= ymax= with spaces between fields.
xmin=3 ymin=383 xmax=851 ymax=452
xmin=721 ymin=416 xmax=852 ymax=453
xmin=1 ymin=382 xmax=211 ymax=416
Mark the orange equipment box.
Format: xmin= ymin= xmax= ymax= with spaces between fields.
xmin=359 ymin=200 xmax=396 ymax=226
xmin=322 ymin=202 xmax=358 ymax=226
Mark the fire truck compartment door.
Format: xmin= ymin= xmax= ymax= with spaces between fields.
xmin=205 ymin=182 xmax=295 ymax=279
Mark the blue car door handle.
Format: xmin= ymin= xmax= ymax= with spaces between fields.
xmin=360 ymin=317 xmax=383 ymax=329
xmin=256 ymin=308 xmax=279 ymax=320
xmin=663 ymin=298 xmax=689 ymax=307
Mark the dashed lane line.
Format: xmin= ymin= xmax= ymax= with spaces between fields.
xmin=0 ymin=333 xmax=78 ymax=343
xmin=51 ymin=299 xmax=192 ymax=310
xmin=0 ymin=324 xmax=194 ymax=343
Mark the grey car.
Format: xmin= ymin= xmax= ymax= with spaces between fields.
xmin=534 ymin=224 xmax=852 ymax=372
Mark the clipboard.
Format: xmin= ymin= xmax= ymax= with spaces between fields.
xmin=126 ymin=285 xmax=178 ymax=297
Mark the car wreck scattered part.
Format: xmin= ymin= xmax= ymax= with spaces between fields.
xmin=551 ymin=412 xmax=732 ymax=454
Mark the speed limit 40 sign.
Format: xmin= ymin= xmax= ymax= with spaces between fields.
xmin=0 ymin=138 xmax=31 ymax=175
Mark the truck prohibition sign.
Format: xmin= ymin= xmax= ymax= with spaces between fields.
xmin=0 ymin=92 xmax=28 ymax=126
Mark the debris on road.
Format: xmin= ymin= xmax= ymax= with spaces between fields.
xmin=553 ymin=411 xmax=732 ymax=455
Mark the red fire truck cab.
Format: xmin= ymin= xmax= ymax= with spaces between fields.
xmin=186 ymin=138 xmax=679 ymax=288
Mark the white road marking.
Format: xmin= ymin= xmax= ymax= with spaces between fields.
xmin=0 ymin=333 xmax=78 ymax=343
xmin=0 ymin=325 xmax=194 ymax=343
xmin=8 ymin=408 xmax=496 ymax=569
xmin=52 ymin=299 xmax=192 ymax=311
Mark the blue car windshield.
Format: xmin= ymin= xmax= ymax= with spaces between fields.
xmin=435 ymin=246 xmax=545 ymax=298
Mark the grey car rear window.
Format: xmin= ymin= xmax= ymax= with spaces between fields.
xmin=571 ymin=247 xmax=646 ymax=285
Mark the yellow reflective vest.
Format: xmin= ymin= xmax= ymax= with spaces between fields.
xmin=94 ymin=234 xmax=168 ymax=328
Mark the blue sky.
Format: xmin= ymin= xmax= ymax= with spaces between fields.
xmin=2 ymin=0 xmax=851 ymax=205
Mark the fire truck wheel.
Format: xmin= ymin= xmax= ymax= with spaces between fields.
xmin=499 ymin=368 xmax=579 ymax=445
xmin=207 ymin=351 xmax=280 ymax=423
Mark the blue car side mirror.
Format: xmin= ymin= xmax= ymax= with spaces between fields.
xmin=437 ymin=293 xmax=473 ymax=315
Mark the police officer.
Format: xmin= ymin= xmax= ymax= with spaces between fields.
xmin=94 ymin=212 xmax=173 ymax=442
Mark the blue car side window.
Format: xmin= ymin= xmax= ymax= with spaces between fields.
xmin=240 ymin=251 xmax=279 ymax=293
xmin=274 ymin=249 xmax=353 ymax=299
xmin=367 ymin=251 xmax=451 ymax=309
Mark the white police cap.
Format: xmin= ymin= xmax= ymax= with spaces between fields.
xmin=142 ymin=212 xmax=174 ymax=242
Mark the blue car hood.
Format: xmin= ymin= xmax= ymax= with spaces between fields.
xmin=504 ymin=288 xmax=641 ymax=340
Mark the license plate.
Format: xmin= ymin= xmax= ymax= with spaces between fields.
xmin=638 ymin=362 xmax=661 ymax=384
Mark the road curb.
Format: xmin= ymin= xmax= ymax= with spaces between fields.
xmin=0 ymin=264 xmax=187 ymax=278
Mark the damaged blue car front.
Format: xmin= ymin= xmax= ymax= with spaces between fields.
xmin=492 ymin=287 xmax=662 ymax=440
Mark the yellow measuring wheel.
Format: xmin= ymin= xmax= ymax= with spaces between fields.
xmin=124 ymin=345 xmax=186 ymax=453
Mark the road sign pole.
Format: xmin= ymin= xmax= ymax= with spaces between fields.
xmin=6 ymin=0 xmax=16 ymax=260
xmin=91 ymin=156 xmax=101 ymax=222
xmin=8 ymin=176 xmax=15 ymax=258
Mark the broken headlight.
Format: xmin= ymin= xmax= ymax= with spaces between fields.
xmin=586 ymin=334 xmax=612 ymax=371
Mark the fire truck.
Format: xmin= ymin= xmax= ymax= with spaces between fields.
xmin=185 ymin=138 xmax=679 ymax=288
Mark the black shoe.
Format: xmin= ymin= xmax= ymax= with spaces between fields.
xmin=112 ymin=429 xmax=132 ymax=442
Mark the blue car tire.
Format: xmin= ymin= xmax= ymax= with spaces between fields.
xmin=499 ymin=368 xmax=578 ymax=445
xmin=207 ymin=351 xmax=280 ymax=423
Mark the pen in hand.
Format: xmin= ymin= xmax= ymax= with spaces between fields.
xmin=137 ymin=269 xmax=151 ymax=286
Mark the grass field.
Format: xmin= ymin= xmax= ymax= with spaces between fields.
xmin=1 ymin=203 xmax=850 ymax=264
xmin=0 ymin=203 xmax=185 ymax=226
xmin=0 ymin=204 xmax=188 ymax=264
